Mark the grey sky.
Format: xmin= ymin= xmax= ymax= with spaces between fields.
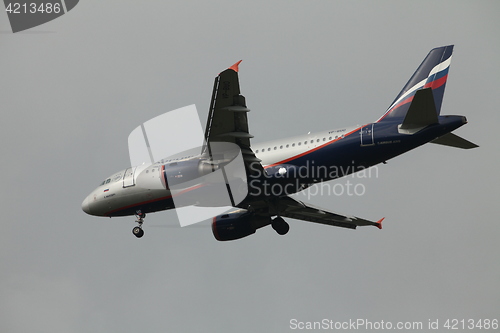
xmin=1 ymin=1 xmax=499 ymax=332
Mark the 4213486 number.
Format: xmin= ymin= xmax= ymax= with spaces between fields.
xmin=5 ymin=2 xmax=61 ymax=14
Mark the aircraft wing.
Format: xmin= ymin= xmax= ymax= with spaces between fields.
xmin=203 ymin=61 xmax=263 ymax=176
xmin=278 ymin=196 xmax=383 ymax=230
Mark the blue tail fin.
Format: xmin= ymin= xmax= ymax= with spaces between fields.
xmin=376 ymin=45 xmax=454 ymax=122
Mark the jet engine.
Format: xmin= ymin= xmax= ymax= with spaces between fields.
xmin=211 ymin=209 xmax=271 ymax=241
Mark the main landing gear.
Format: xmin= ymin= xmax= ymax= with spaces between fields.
xmin=272 ymin=216 xmax=289 ymax=235
xmin=132 ymin=211 xmax=145 ymax=238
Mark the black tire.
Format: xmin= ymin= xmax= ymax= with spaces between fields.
xmin=276 ymin=221 xmax=289 ymax=235
xmin=132 ymin=227 xmax=144 ymax=238
xmin=272 ymin=217 xmax=289 ymax=235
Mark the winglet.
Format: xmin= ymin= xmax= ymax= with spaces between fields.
xmin=375 ymin=217 xmax=384 ymax=230
xmin=228 ymin=60 xmax=242 ymax=72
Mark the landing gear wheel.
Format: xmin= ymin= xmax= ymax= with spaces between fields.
xmin=132 ymin=226 xmax=144 ymax=238
xmin=132 ymin=210 xmax=146 ymax=238
xmin=272 ymin=217 xmax=289 ymax=235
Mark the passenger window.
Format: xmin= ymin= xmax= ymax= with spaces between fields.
xmin=310 ymin=140 xmax=314 ymax=144
xmin=274 ymin=147 xmax=277 ymax=150
xmin=280 ymin=145 xmax=283 ymax=149
xmin=268 ymin=148 xmax=271 ymax=151
xmin=316 ymin=139 xmax=320 ymax=142
xmin=256 ymin=149 xmax=259 ymax=153
xmin=298 ymin=142 xmax=301 ymax=146
xmin=286 ymin=144 xmax=289 ymax=148
xmin=105 ymin=179 xmax=111 ymax=184
xmin=329 ymin=136 xmax=332 ymax=140
xmin=323 ymin=138 xmax=326 ymax=141
xmin=292 ymin=143 xmax=295 ymax=147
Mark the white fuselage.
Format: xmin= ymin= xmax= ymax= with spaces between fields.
xmin=81 ymin=125 xmax=359 ymax=217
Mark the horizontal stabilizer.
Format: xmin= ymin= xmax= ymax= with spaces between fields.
xmin=431 ymin=133 xmax=479 ymax=149
xmin=400 ymin=88 xmax=438 ymax=131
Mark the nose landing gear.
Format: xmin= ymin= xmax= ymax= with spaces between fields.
xmin=132 ymin=211 xmax=146 ymax=238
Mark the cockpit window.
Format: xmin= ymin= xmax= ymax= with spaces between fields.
xmin=100 ymin=178 xmax=111 ymax=186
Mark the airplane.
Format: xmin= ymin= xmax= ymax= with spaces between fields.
xmin=82 ymin=45 xmax=478 ymax=240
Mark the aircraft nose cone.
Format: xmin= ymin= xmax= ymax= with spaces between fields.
xmin=82 ymin=196 xmax=92 ymax=215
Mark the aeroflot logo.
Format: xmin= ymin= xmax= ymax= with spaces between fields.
xmin=3 ymin=0 xmax=79 ymax=33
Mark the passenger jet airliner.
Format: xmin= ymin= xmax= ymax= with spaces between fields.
xmin=82 ymin=45 xmax=477 ymax=240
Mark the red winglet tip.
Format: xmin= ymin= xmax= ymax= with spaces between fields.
xmin=376 ymin=217 xmax=384 ymax=230
xmin=228 ymin=60 xmax=242 ymax=72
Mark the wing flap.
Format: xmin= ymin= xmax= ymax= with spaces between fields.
xmin=221 ymin=106 xmax=250 ymax=112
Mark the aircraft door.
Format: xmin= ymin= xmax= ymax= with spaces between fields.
xmin=360 ymin=123 xmax=375 ymax=146
xmin=123 ymin=167 xmax=137 ymax=187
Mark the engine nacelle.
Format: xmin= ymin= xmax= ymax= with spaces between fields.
xmin=212 ymin=209 xmax=270 ymax=241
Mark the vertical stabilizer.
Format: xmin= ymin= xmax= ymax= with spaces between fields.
xmin=377 ymin=45 xmax=453 ymax=122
